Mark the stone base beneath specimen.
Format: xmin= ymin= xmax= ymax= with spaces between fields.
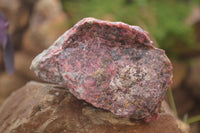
xmin=0 ymin=81 xmax=189 ymax=133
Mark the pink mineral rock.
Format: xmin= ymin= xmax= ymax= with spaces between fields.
xmin=30 ymin=17 xmax=173 ymax=121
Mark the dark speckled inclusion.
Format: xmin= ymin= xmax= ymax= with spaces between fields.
xmin=31 ymin=18 xmax=173 ymax=121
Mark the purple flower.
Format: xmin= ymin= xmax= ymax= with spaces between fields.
xmin=0 ymin=11 xmax=14 ymax=74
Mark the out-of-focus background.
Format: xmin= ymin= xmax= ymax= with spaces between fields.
xmin=0 ymin=0 xmax=199 ymax=132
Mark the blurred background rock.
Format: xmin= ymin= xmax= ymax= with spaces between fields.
xmin=0 ymin=0 xmax=200 ymax=132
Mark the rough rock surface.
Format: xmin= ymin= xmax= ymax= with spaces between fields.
xmin=31 ymin=18 xmax=173 ymax=121
xmin=0 ymin=81 xmax=189 ymax=133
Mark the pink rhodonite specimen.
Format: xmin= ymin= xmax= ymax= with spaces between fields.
xmin=30 ymin=17 xmax=173 ymax=121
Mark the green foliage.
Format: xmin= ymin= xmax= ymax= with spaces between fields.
xmin=61 ymin=0 xmax=200 ymax=57
xmin=168 ymin=88 xmax=178 ymax=117
xmin=152 ymin=1 xmax=196 ymax=52
xmin=186 ymin=115 xmax=200 ymax=124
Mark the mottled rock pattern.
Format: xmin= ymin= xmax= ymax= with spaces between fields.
xmin=31 ymin=18 xmax=173 ymax=121
xmin=0 ymin=81 xmax=189 ymax=133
